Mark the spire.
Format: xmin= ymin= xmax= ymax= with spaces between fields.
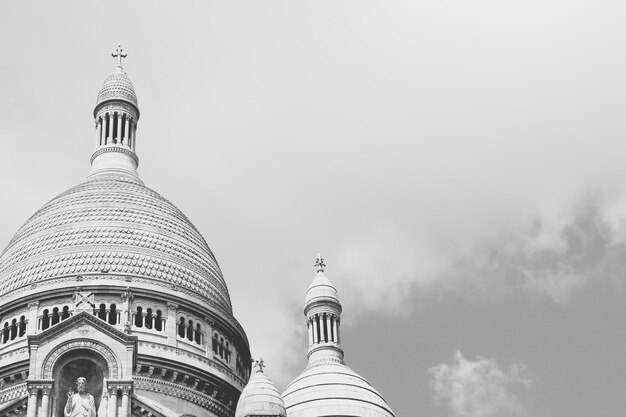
xmin=304 ymin=254 xmax=344 ymax=363
xmin=90 ymin=47 xmax=141 ymax=178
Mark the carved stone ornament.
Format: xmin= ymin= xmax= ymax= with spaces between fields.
xmin=42 ymin=340 xmax=119 ymax=379
xmin=74 ymin=287 xmax=95 ymax=311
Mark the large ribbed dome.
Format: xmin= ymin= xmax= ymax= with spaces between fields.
xmin=95 ymin=66 xmax=138 ymax=109
xmin=0 ymin=171 xmax=232 ymax=313
xmin=283 ymin=357 xmax=395 ymax=417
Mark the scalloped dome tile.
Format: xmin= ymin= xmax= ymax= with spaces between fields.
xmin=0 ymin=172 xmax=232 ymax=314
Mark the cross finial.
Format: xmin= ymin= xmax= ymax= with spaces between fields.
xmin=111 ymin=45 xmax=127 ymax=68
xmin=314 ymin=253 xmax=326 ymax=273
xmin=254 ymin=356 xmax=265 ymax=373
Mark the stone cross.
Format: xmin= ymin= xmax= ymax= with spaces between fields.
xmin=314 ymin=254 xmax=326 ymax=273
xmin=112 ymin=45 xmax=127 ymax=67
xmin=74 ymin=287 xmax=94 ymax=311
xmin=254 ymin=357 xmax=265 ymax=373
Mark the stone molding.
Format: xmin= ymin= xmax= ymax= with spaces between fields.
xmin=306 ymin=304 xmax=340 ymax=317
xmin=95 ymin=103 xmax=139 ymax=121
xmin=136 ymin=341 xmax=245 ymax=388
xmin=42 ymin=339 xmax=119 ymax=379
xmin=91 ymin=146 xmax=139 ymax=166
xmin=133 ymin=377 xmax=231 ymax=417
xmin=0 ymin=383 xmax=27 ymax=406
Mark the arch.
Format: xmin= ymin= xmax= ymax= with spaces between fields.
xmin=42 ymin=339 xmax=120 ymax=380
xmin=51 ymin=348 xmax=109 ymax=417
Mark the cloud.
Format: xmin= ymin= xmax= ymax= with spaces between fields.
xmin=429 ymin=351 xmax=531 ymax=417
xmin=330 ymin=190 xmax=626 ymax=314
xmin=473 ymin=191 xmax=623 ymax=303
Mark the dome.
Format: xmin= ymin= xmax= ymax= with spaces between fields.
xmin=95 ymin=66 xmax=139 ymax=111
xmin=282 ymin=357 xmax=395 ymax=417
xmin=236 ymin=361 xmax=286 ymax=417
xmin=283 ymin=255 xmax=395 ymax=416
xmin=304 ymin=271 xmax=340 ymax=311
xmin=0 ymin=170 xmax=232 ymax=314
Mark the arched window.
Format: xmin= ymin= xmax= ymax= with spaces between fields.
xmin=186 ymin=320 xmax=193 ymax=341
xmin=178 ymin=317 xmax=185 ymax=338
xmin=219 ymin=337 xmax=224 ymax=358
xmin=42 ymin=309 xmax=50 ymax=331
xmin=135 ymin=307 xmax=143 ymax=328
xmin=51 ymin=307 xmax=60 ymax=326
xmin=109 ymin=304 xmax=117 ymax=325
xmin=18 ymin=316 xmax=26 ymax=337
xmin=98 ymin=304 xmax=107 ymax=321
xmin=62 ymin=306 xmax=70 ymax=320
xmin=212 ymin=334 xmax=218 ymax=354
xmin=2 ymin=323 xmax=8 ymax=343
xmin=155 ymin=310 xmax=163 ymax=331
xmin=145 ymin=308 xmax=153 ymax=329
xmin=10 ymin=319 xmax=17 ymax=340
xmin=195 ymin=323 xmax=201 ymax=344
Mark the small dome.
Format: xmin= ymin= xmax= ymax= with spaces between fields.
xmin=236 ymin=363 xmax=286 ymax=417
xmin=283 ymin=357 xmax=395 ymax=417
xmin=95 ymin=66 xmax=138 ymax=110
xmin=304 ymin=271 xmax=340 ymax=311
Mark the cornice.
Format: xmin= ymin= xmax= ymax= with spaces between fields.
xmin=91 ymin=146 xmax=139 ymax=166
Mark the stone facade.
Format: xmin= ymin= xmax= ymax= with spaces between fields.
xmin=0 ymin=51 xmax=251 ymax=417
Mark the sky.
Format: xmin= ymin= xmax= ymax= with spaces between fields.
xmin=1 ymin=1 xmax=626 ymax=416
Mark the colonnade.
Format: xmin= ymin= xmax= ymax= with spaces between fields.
xmin=95 ymin=111 xmax=137 ymax=149
xmin=132 ymin=311 xmax=165 ymax=331
xmin=307 ymin=313 xmax=340 ymax=345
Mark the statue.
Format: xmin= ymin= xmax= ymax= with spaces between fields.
xmin=65 ymin=377 xmax=96 ymax=417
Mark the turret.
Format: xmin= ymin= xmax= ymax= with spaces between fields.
xmin=304 ymin=254 xmax=343 ymax=363
xmin=90 ymin=46 xmax=140 ymax=177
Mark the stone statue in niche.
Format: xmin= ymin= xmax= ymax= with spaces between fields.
xmin=65 ymin=377 xmax=96 ymax=417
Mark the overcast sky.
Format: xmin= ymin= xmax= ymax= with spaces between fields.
xmin=1 ymin=2 xmax=626 ymax=416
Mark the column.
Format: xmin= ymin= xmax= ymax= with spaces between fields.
xmin=107 ymin=386 xmax=117 ymax=417
xmin=124 ymin=116 xmax=130 ymax=146
xmin=120 ymin=388 xmax=130 ymax=417
xmin=116 ymin=113 xmax=122 ymax=144
xmin=166 ymin=303 xmax=178 ymax=346
xmin=26 ymin=387 xmax=38 ymax=417
xmin=335 ymin=317 xmax=340 ymax=343
xmin=127 ymin=120 xmax=132 ymax=149
xmin=95 ymin=119 xmax=101 ymax=148
xmin=325 ymin=314 xmax=331 ymax=343
xmin=132 ymin=123 xmax=137 ymax=151
xmin=99 ymin=389 xmax=108 ymax=417
xmin=204 ymin=319 xmax=214 ymax=357
xmin=140 ymin=313 xmax=146 ymax=327
xmin=333 ymin=316 xmax=339 ymax=343
xmin=307 ymin=319 xmax=313 ymax=346
xmin=121 ymin=288 xmax=132 ymax=328
xmin=105 ymin=309 xmax=110 ymax=323
xmin=98 ymin=117 xmax=104 ymax=146
xmin=41 ymin=387 xmax=51 ymax=417
xmin=103 ymin=114 xmax=108 ymax=145
xmin=27 ymin=302 xmax=39 ymax=335
xmin=312 ymin=315 xmax=318 ymax=344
